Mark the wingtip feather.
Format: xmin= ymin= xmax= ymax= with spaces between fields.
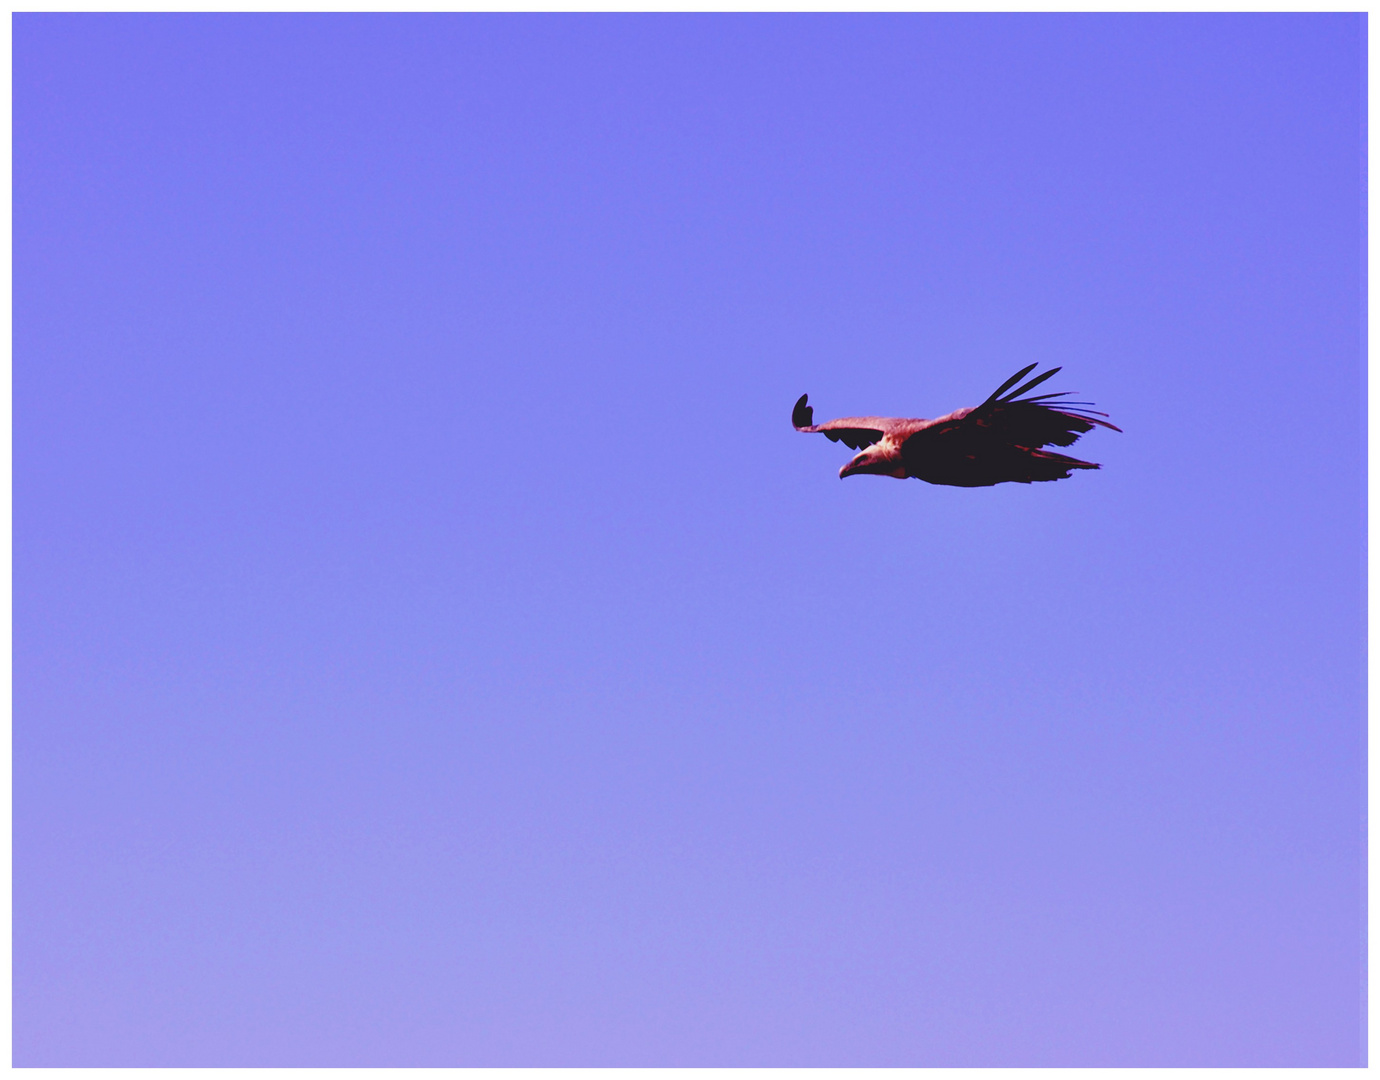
xmin=1001 ymin=365 xmax=1063 ymax=402
xmin=984 ymin=363 xmax=1040 ymax=404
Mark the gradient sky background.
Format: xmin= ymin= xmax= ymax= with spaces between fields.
xmin=14 ymin=13 xmax=1366 ymax=1067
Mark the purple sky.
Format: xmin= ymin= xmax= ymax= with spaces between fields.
xmin=14 ymin=13 xmax=1366 ymax=1067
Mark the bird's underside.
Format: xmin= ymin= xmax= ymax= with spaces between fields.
xmin=792 ymin=363 xmax=1120 ymax=486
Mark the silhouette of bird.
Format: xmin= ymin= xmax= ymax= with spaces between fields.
xmin=793 ymin=364 xmax=1120 ymax=486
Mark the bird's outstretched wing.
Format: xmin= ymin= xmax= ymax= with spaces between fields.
xmin=898 ymin=365 xmax=1120 ymax=486
xmin=908 ymin=364 xmax=1120 ymax=451
xmin=791 ymin=393 xmax=904 ymax=450
xmin=974 ymin=363 xmax=1121 ymax=441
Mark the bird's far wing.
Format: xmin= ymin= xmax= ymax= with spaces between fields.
xmin=908 ymin=366 xmax=1120 ymax=453
xmin=792 ymin=394 xmax=899 ymax=450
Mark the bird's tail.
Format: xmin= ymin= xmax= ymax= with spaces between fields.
xmin=1013 ymin=447 xmax=1100 ymax=483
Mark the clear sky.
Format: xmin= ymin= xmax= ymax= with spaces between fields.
xmin=14 ymin=13 xmax=1366 ymax=1067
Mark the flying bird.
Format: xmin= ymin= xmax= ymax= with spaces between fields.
xmin=793 ymin=364 xmax=1120 ymax=486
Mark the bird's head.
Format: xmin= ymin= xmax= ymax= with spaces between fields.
xmin=840 ymin=442 xmax=904 ymax=479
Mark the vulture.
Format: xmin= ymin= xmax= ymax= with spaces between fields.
xmin=793 ymin=364 xmax=1120 ymax=486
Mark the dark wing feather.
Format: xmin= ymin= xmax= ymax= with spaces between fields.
xmin=822 ymin=428 xmax=886 ymax=450
xmin=982 ymin=363 xmax=1039 ymax=404
xmin=999 ymin=365 xmax=1062 ymax=401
